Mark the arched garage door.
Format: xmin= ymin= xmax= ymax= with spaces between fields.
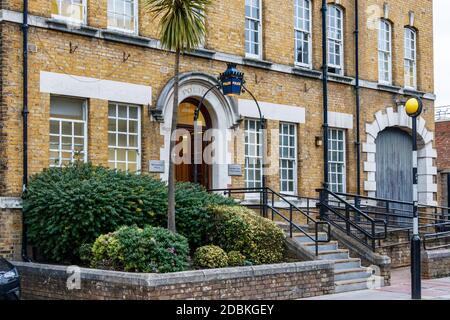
xmin=376 ymin=128 xmax=413 ymax=222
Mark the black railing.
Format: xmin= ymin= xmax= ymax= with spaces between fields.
xmin=330 ymin=192 xmax=450 ymax=237
xmin=317 ymin=188 xmax=387 ymax=251
xmin=209 ymin=187 xmax=331 ymax=257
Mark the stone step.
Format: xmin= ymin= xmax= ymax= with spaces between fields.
xmin=334 ymin=268 xmax=372 ymax=282
xmin=317 ymin=249 xmax=350 ymax=261
xmin=335 ymin=278 xmax=373 ymax=294
xmin=333 ymin=258 xmax=362 ymax=271
xmin=292 ymin=232 xmax=329 ymax=242
xmin=301 ymin=241 xmax=339 ymax=253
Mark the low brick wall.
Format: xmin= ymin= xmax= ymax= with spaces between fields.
xmin=422 ymin=249 xmax=450 ymax=279
xmin=13 ymin=261 xmax=335 ymax=300
xmin=0 ymin=204 xmax=23 ymax=260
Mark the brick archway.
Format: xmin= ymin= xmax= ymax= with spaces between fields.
xmin=363 ymin=106 xmax=437 ymax=205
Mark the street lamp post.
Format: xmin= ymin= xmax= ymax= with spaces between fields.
xmin=193 ymin=63 xmax=267 ymax=216
xmin=405 ymin=96 xmax=424 ymax=300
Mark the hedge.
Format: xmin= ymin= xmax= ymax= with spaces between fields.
xmin=23 ymin=162 xmax=235 ymax=263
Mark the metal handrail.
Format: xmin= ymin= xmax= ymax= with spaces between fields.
xmin=317 ymin=188 xmax=388 ymax=250
xmin=209 ymin=187 xmax=331 ymax=256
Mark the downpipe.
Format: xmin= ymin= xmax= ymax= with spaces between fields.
xmin=21 ymin=0 xmax=31 ymax=262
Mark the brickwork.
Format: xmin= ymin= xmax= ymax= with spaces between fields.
xmin=436 ymin=120 xmax=449 ymax=207
xmin=13 ymin=261 xmax=335 ymax=300
xmin=0 ymin=207 xmax=22 ymax=260
xmin=0 ymin=1 xmax=437 ymax=259
xmin=436 ymin=121 xmax=450 ymax=170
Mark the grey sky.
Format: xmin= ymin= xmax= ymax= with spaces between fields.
xmin=434 ymin=0 xmax=450 ymax=107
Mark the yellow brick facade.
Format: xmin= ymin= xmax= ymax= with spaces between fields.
xmin=0 ymin=0 xmax=436 ymax=206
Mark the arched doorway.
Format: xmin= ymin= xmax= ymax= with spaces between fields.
xmin=376 ymin=128 xmax=413 ymax=222
xmin=175 ymin=99 xmax=212 ymax=189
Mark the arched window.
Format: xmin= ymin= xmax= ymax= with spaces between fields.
xmin=378 ymin=19 xmax=392 ymax=84
xmin=294 ymin=0 xmax=312 ymax=67
xmin=327 ymin=5 xmax=344 ymax=74
xmin=404 ymin=27 xmax=417 ymax=89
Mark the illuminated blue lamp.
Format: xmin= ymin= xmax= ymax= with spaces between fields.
xmin=220 ymin=63 xmax=244 ymax=97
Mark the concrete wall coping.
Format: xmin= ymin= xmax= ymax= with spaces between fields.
xmin=422 ymin=249 xmax=450 ymax=260
xmin=13 ymin=260 xmax=334 ymax=287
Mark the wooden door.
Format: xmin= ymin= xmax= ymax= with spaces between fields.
xmin=174 ymin=127 xmax=211 ymax=189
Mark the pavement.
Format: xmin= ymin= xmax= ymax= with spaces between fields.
xmin=302 ymin=267 xmax=450 ymax=300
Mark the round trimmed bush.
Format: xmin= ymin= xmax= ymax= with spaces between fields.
xmin=90 ymin=225 xmax=189 ymax=273
xmin=227 ymin=251 xmax=246 ymax=267
xmin=194 ymin=245 xmax=228 ymax=269
xmin=23 ymin=162 xmax=235 ymax=263
xmin=210 ymin=205 xmax=286 ymax=265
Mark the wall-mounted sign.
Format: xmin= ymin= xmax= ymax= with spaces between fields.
xmin=228 ymin=164 xmax=243 ymax=177
xmin=149 ymin=160 xmax=165 ymax=173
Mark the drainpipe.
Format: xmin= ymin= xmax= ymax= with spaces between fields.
xmin=354 ymin=0 xmax=361 ymax=205
xmin=21 ymin=0 xmax=30 ymax=262
xmin=321 ymin=0 xmax=329 ymax=191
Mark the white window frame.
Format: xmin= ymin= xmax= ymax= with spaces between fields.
xmin=51 ymin=0 xmax=87 ymax=25
xmin=328 ymin=128 xmax=346 ymax=194
xmin=404 ymin=27 xmax=417 ymax=89
xmin=108 ymin=102 xmax=142 ymax=172
xmin=378 ymin=19 xmax=393 ymax=85
xmin=245 ymin=0 xmax=263 ymax=59
xmin=244 ymin=119 xmax=263 ymax=192
xmin=294 ymin=0 xmax=312 ymax=68
xmin=279 ymin=122 xmax=298 ymax=195
xmin=327 ymin=5 xmax=344 ymax=75
xmin=49 ymin=96 xmax=88 ymax=167
xmin=107 ymin=0 xmax=139 ymax=34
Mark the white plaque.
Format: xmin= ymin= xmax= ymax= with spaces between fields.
xmin=228 ymin=164 xmax=243 ymax=177
xmin=149 ymin=160 xmax=165 ymax=173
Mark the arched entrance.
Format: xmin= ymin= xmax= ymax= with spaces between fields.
xmin=175 ymin=99 xmax=212 ymax=189
xmin=363 ymin=106 xmax=438 ymax=206
xmin=153 ymin=72 xmax=241 ymax=190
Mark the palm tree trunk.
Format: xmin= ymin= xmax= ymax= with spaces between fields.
xmin=167 ymin=49 xmax=181 ymax=233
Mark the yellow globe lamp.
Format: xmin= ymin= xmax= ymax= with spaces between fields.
xmin=405 ymin=97 xmax=423 ymax=118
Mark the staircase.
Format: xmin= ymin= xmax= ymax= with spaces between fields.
xmin=277 ymin=222 xmax=381 ymax=293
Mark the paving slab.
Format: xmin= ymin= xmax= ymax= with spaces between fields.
xmin=302 ymin=267 xmax=450 ymax=300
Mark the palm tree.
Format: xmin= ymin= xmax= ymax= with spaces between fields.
xmin=145 ymin=0 xmax=210 ymax=233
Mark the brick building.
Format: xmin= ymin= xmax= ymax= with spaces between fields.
xmin=436 ymin=107 xmax=450 ymax=208
xmin=0 ymin=0 xmax=437 ymax=259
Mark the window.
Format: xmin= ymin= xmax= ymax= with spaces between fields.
xmin=245 ymin=0 xmax=262 ymax=59
xmin=328 ymin=128 xmax=346 ymax=193
xmin=279 ymin=123 xmax=297 ymax=194
xmin=49 ymin=96 xmax=87 ymax=167
xmin=108 ymin=103 xmax=141 ymax=172
xmin=404 ymin=28 xmax=417 ymax=89
xmin=245 ymin=119 xmax=262 ymax=188
xmin=327 ymin=5 xmax=343 ymax=74
xmin=51 ymin=0 xmax=86 ymax=24
xmin=107 ymin=0 xmax=138 ymax=33
xmin=378 ymin=20 xmax=392 ymax=84
xmin=294 ymin=0 xmax=312 ymax=67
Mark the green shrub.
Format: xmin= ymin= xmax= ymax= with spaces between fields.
xmin=210 ymin=206 xmax=285 ymax=265
xmin=23 ymin=162 xmax=235 ymax=263
xmin=90 ymin=226 xmax=189 ymax=273
xmin=227 ymin=251 xmax=246 ymax=267
xmin=79 ymin=243 xmax=94 ymax=265
xmin=174 ymin=183 xmax=236 ymax=248
xmin=194 ymin=245 xmax=228 ymax=269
